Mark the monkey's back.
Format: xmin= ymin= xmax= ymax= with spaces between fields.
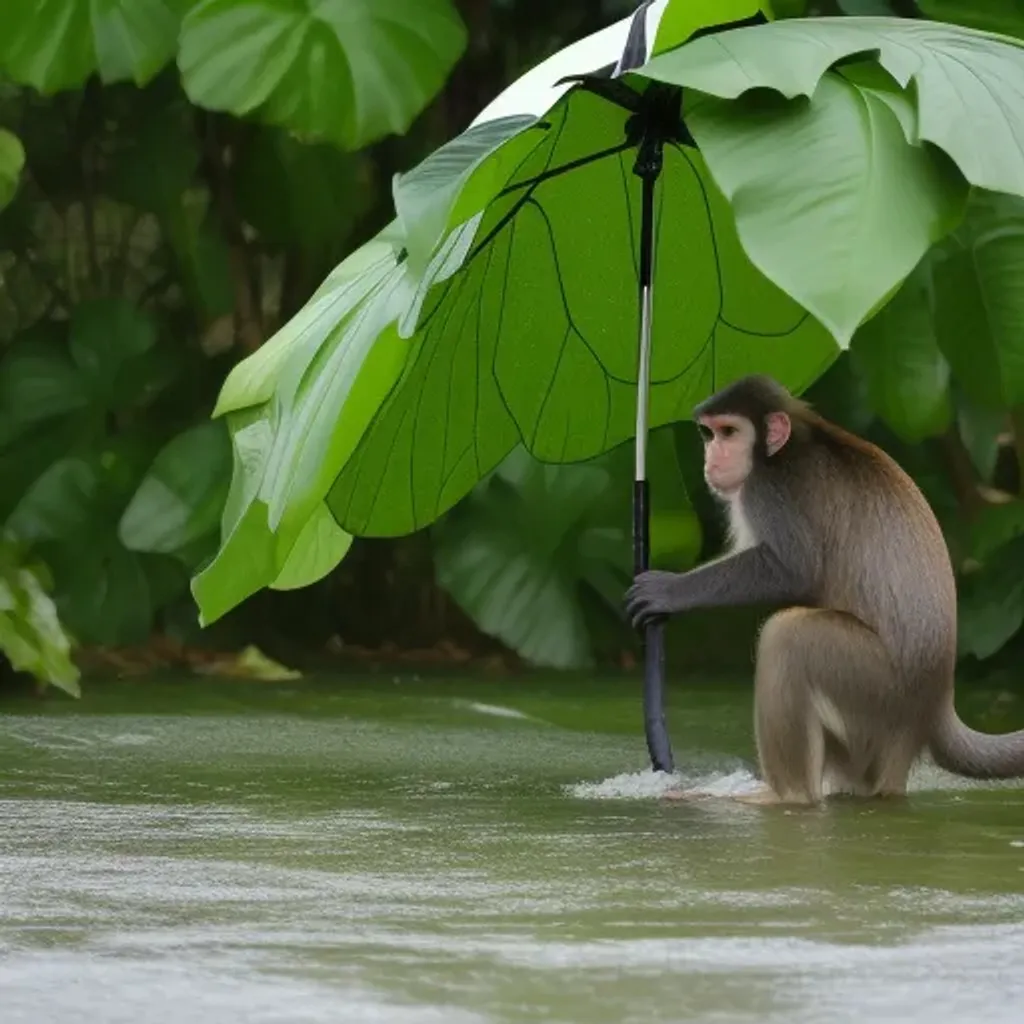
xmin=783 ymin=420 xmax=957 ymax=695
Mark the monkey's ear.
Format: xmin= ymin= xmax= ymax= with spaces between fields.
xmin=765 ymin=412 xmax=791 ymax=456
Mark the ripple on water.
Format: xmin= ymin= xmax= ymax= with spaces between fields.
xmin=3 ymin=704 xmax=1024 ymax=1023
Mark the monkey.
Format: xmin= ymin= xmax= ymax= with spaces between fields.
xmin=624 ymin=374 xmax=1024 ymax=806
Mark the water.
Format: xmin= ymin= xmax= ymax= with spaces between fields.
xmin=3 ymin=674 xmax=1024 ymax=1023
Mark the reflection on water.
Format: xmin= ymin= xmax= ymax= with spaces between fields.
xmin=2 ymin=677 xmax=1024 ymax=1023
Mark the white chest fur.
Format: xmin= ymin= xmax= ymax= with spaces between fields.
xmin=726 ymin=493 xmax=757 ymax=552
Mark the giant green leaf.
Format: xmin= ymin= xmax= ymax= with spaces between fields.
xmin=179 ymin=0 xmax=467 ymax=150
xmin=269 ymin=503 xmax=352 ymax=592
xmin=200 ymin=114 xmax=554 ymax=579
xmin=850 ymin=258 xmax=952 ymax=442
xmin=932 ymin=191 xmax=1024 ymax=411
xmin=685 ymin=72 xmax=965 ymax=345
xmin=119 ymin=421 xmax=233 ymax=556
xmin=394 ymin=114 xmax=544 ymax=275
xmin=640 ymin=17 xmax=1024 ymax=200
xmin=260 ymin=215 xmax=493 ymax=540
xmin=190 ymin=409 xmax=351 ymax=624
xmin=0 ymin=128 xmax=25 ymax=210
xmin=213 ymin=224 xmax=408 ymax=418
xmin=0 ymin=0 xmax=185 ymax=91
xmin=216 ymin=119 xmax=540 ymax=439
xmin=329 ymin=86 xmax=836 ymax=537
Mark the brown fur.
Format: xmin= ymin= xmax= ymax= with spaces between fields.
xmin=658 ymin=375 xmax=1024 ymax=804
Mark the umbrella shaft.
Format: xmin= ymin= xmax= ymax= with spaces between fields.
xmin=635 ymin=283 xmax=653 ymax=481
xmin=634 ymin=173 xmax=656 ymax=483
xmin=633 ymin=168 xmax=674 ymax=776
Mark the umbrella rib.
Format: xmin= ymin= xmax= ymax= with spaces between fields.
xmin=719 ymin=312 xmax=811 ymax=337
xmin=467 ymin=142 xmax=634 ymax=267
xmin=497 ymin=141 xmax=634 ymax=197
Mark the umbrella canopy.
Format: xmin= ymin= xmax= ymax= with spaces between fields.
xmin=192 ymin=0 xmax=1024 ymax=770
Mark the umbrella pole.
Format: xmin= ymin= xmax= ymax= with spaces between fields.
xmin=634 ymin=167 xmax=674 ymax=775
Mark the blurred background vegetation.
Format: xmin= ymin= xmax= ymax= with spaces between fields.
xmin=1 ymin=0 xmax=1024 ymax=698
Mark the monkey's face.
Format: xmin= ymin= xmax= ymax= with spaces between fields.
xmin=698 ymin=414 xmax=755 ymax=496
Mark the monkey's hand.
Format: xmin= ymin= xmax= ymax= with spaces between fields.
xmin=625 ymin=547 xmax=810 ymax=630
xmin=624 ymin=571 xmax=679 ymax=630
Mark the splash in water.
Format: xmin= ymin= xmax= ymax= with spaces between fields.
xmin=567 ymin=756 xmax=1024 ymax=801
xmin=567 ymin=765 xmax=762 ymax=801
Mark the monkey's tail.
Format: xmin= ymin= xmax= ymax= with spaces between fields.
xmin=929 ymin=701 xmax=1024 ymax=779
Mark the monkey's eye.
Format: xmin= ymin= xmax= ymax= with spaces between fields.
xmin=720 ymin=424 xmax=738 ymax=438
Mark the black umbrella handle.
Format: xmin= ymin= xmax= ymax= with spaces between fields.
xmin=633 ymin=479 xmax=674 ymax=773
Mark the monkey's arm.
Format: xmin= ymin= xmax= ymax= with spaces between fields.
xmin=624 ymin=545 xmax=812 ymax=630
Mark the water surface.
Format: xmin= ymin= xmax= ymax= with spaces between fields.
xmin=2 ymin=675 xmax=1024 ymax=1023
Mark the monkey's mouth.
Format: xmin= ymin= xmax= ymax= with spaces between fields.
xmin=706 ymin=472 xmax=742 ymax=497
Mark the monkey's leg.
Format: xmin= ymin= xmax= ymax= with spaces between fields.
xmin=755 ymin=608 xmax=912 ymax=803
xmin=751 ymin=607 xmax=829 ymax=805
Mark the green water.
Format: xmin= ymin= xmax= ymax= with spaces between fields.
xmin=3 ymin=675 xmax=1024 ymax=1023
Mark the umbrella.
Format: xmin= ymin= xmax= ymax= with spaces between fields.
xmin=193 ymin=1 xmax=1024 ymax=775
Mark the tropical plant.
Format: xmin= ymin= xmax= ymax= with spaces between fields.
xmin=0 ymin=532 xmax=79 ymax=696
xmin=3 ymin=0 xmax=1024 ymax=689
xmin=434 ymin=429 xmax=701 ymax=669
xmin=0 ymin=0 xmax=468 ymax=688
xmin=189 ymin=2 xmax=1024 ymax=675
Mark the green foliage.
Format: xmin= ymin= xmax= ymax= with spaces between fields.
xmin=958 ymin=535 xmax=1024 ymax=660
xmin=651 ymin=0 xmax=769 ymax=56
xmin=433 ymin=432 xmax=700 ymax=669
xmin=932 ymin=192 xmax=1024 ymax=411
xmin=850 ymin=258 xmax=952 ymax=443
xmin=687 ymin=69 xmax=966 ymax=346
xmin=4 ymin=0 xmax=1024 ymax=678
xmin=0 ymin=0 xmax=472 ymax=682
xmin=0 ymin=301 xmax=229 ymax=648
xmin=70 ymin=298 xmax=159 ymax=407
xmin=119 ymin=421 xmax=232 ymax=555
xmin=326 ymin=101 xmax=834 ymax=537
xmin=917 ymin=0 xmax=1024 ymax=40
xmin=190 ymin=407 xmax=353 ymax=626
xmin=0 ymin=129 xmax=25 ymax=210
xmin=0 ymin=0 xmax=185 ymax=91
xmin=8 ymin=445 xmax=170 ymax=645
xmin=644 ymin=17 xmax=1024 ymax=342
xmin=192 ymin=0 xmax=1024 ymax=660
xmin=435 ymin=451 xmax=623 ymax=669
xmin=178 ymin=0 xmax=467 ymax=149
xmin=0 ymin=0 xmax=465 ymax=151
xmin=836 ymin=0 xmax=901 ymax=12
xmin=0 ymin=328 xmax=89 ymax=451
xmin=0 ymin=534 xmax=79 ymax=696
xmin=231 ymin=128 xmax=368 ymax=256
